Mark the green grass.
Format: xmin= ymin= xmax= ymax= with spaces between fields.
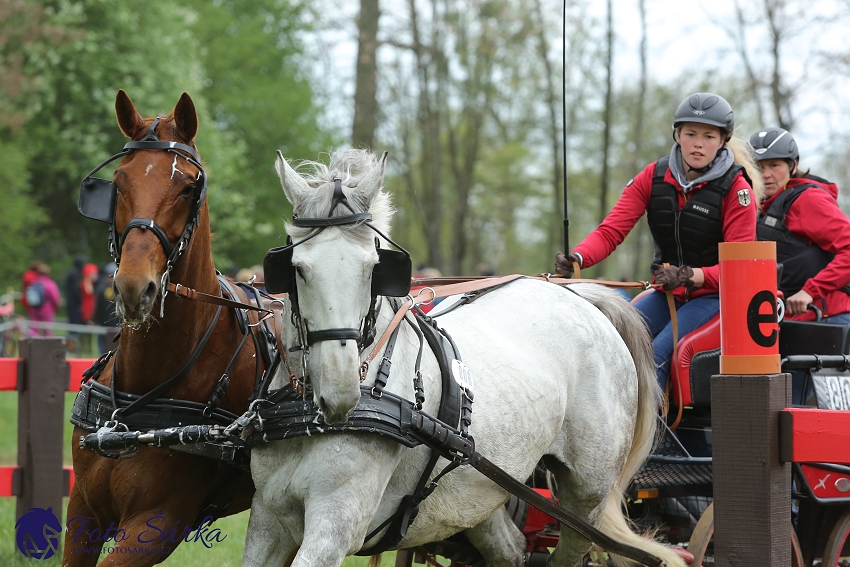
xmin=0 ymin=390 xmax=397 ymax=565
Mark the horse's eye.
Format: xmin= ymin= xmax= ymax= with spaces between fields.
xmin=179 ymin=184 xmax=196 ymax=198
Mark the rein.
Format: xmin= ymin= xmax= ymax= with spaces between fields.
xmin=362 ymin=274 xmax=657 ymax=380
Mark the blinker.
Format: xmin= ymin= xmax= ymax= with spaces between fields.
xmin=79 ymin=177 xmax=117 ymax=224
xmin=264 ymin=246 xmax=411 ymax=298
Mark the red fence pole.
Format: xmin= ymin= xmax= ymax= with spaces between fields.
xmin=16 ymin=337 xmax=68 ymax=520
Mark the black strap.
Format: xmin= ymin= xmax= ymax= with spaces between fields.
xmin=124 ymin=140 xmax=201 ymax=163
xmin=113 ymin=304 xmax=223 ymax=419
xmin=467 ymin=452 xmax=664 ymax=567
xmin=293 ymin=212 xmax=372 ymax=227
xmin=306 ymin=328 xmax=361 ymax=346
xmin=121 ymin=218 xmax=174 ymax=258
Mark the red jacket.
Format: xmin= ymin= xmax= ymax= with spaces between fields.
xmin=575 ymin=161 xmax=757 ymax=302
xmin=760 ymin=177 xmax=850 ymax=320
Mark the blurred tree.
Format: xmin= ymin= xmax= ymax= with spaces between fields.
xmin=0 ymin=0 xmax=65 ymax=288
xmin=381 ymin=0 xmax=602 ymax=276
xmin=186 ymin=0 xmax=336 ymax=269
xmin=17 ymin=0 xmax=222 ymax=270
xmin=352 ymin=0 xmax=380 ymax=149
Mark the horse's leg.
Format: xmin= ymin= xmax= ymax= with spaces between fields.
xmin=462 ymin=506 xmax=526 ymax=567
xmin=288 ymin=499 xmax=370 ymax=567
xmin=63 ymin=488 xmax=105 ymax=567
xmin=89 ymin=504 xmax=207 ymax=567
xmin=543 ymin=457 xmax=611 ymax=566
xmin=242 ymin=493 xmax=297 ymax=567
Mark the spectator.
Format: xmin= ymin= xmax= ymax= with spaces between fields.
xmin=24 ymin=262 xmax=61 ymax=337
xmin=94 ymin=262 xmax=120 ymax=353
xmin=81 ymin=262 xmax=99 ymax=323
xmin=21 ymin=263 xmax=39 ymax=310
xmin=65 ymin=255 xmax=87 ymax=352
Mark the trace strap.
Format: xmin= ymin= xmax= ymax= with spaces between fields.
xmin=467 ymin=453 xmax=664 ymax=567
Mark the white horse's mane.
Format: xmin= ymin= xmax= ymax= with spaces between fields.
xmin=285 ymin=148 xmax=394 ymax=241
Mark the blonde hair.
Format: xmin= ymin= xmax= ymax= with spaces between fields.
xmin=727 ymin=134 xmax=764 ymax=203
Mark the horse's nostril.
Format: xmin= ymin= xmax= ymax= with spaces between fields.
xmin=142 ymin=281 xmax=157 ymax=304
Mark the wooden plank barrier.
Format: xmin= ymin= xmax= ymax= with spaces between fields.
xmin=0 ymin=337 xmax=95 ymax=520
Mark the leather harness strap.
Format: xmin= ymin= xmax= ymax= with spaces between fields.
xmin=468 ymin=452 xmax=663 ymax=566
xmin=364 ymin=274 xmax=656 ymax=378
xmin=166 ymin=282 xmax=271 ymax=313
xmin=665 ymin=290 xmax=684 ymax=430
xmin=412 ymin=275 xmax=653 ymax=290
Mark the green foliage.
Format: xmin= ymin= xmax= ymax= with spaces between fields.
xmin=19 ymin=0 xmax=211 ymax=267
xmin=0 ymin=0 xmax=330 ymax=285
xmin=0 ymin=133 xmax=48 ymax=290
xmin=186 ymin=0 xmax=337 ymax=270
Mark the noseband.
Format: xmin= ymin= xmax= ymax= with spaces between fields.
xmin=79 ymin=118 xmax=208 ymax=285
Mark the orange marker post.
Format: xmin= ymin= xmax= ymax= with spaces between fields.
xmin=718 ymin=241 xmax=780 ymax=375
xmin=713 ymin=240 xmax=790 ymax=567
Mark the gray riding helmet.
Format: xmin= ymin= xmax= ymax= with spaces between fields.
xmin=673 ymin=92 xmax=735 ymax=142
xmin=748 ymin=127 xmax=800 ymax=162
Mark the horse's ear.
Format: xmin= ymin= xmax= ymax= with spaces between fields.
xmin=355 ymin=151 xmax=387 ymax=205
xmin=173 ymin=92 xmax=198 ymax=141
xmin=115 ymin=90 xmax=145 ymax=139
xmin=275 ymin=150 xmax=310 ymax=206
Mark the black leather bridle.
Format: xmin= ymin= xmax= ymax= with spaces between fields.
xmin=79 ymin=118 xmax=208 ymax=290
xmin=267 ymin=174 xmax=410 ymax=348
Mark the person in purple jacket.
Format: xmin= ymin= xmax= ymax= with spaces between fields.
xmin=25 ymin=262 xmax=61 ymax=336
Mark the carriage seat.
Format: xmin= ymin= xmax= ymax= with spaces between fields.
xmin=632 ymin=288 xmax=850 ymax=409
xmin=778 ymin=319 xmax=850 ymax=356
xmin=631 ymin=289 xmax=720 ymax=409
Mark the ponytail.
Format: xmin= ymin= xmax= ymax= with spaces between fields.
xmin=727 ymin=134 xmax=764 ymax=203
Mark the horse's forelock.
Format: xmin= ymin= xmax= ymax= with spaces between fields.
xmin=286 ymin=148 xmax=394 ymax=241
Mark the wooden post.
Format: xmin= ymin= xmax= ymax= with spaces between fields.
xmin=16 ymin=337 xmax=68 ymax=520
xmin=713 ymin=242 xmax=790 ymax=566
xmin=712 ymin=374 xmax=790 ymax=566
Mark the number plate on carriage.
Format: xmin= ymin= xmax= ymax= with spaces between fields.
xmin=812 ymin=371 xmax=850 ymax=410
xmin=451 ymin=360 xmax=474 ymax=392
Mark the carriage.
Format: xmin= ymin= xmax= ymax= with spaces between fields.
xmin=67 ymin=90 xmax=850 ymax=567
xmin=382 ymin=296 xmax=850 ymax=567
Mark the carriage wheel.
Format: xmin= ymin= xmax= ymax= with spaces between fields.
xmin=686 ymin=503 xmax=804 ymax=567
xmin=687 ymin=502 xmax=714 ymax=566
xmin=822 ymin=509 xmax=850 ymax=567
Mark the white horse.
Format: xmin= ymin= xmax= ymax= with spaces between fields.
xmin=243 ymin=148 xmax=685 ymax=567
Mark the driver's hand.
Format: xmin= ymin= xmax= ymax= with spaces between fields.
xmin=786 ymin=289 xmax=814 ymax=316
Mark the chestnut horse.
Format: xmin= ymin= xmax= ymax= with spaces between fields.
xmin=64 ymin=91 xmax=263 ymax=565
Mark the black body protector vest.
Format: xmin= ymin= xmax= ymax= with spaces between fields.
xmin=647 ymin=155 xmax=744 ymax=268
xmin=756 ymin=180 xmax=849 ymax=297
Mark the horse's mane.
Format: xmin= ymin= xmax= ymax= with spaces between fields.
xmin=285 ymin=148 xmax=394 ymax=242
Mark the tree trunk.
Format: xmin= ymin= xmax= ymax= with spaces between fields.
xmin=597 ymin=0 xmax=614 ymax=279
xmin=631 ymin=0 xmax=650 ymax=280
xmin=352 ymin=0 xmax=380 ymax=149
xmin=533 ymin=0 xmax=563 ymax=258
xmin=409 ymin=0 xmax=443 ymax=271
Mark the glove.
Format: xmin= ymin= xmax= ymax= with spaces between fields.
xmin=651 ymin=263 xmax=695 ymax=291
xmin=555 ymin=252 xmax=581 ymax=278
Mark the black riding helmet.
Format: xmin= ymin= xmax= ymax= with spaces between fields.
xmin=672 ymin=92 xmax=735 ymax=142
xmin=748 ymin=127 xmax=800 ymax=162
